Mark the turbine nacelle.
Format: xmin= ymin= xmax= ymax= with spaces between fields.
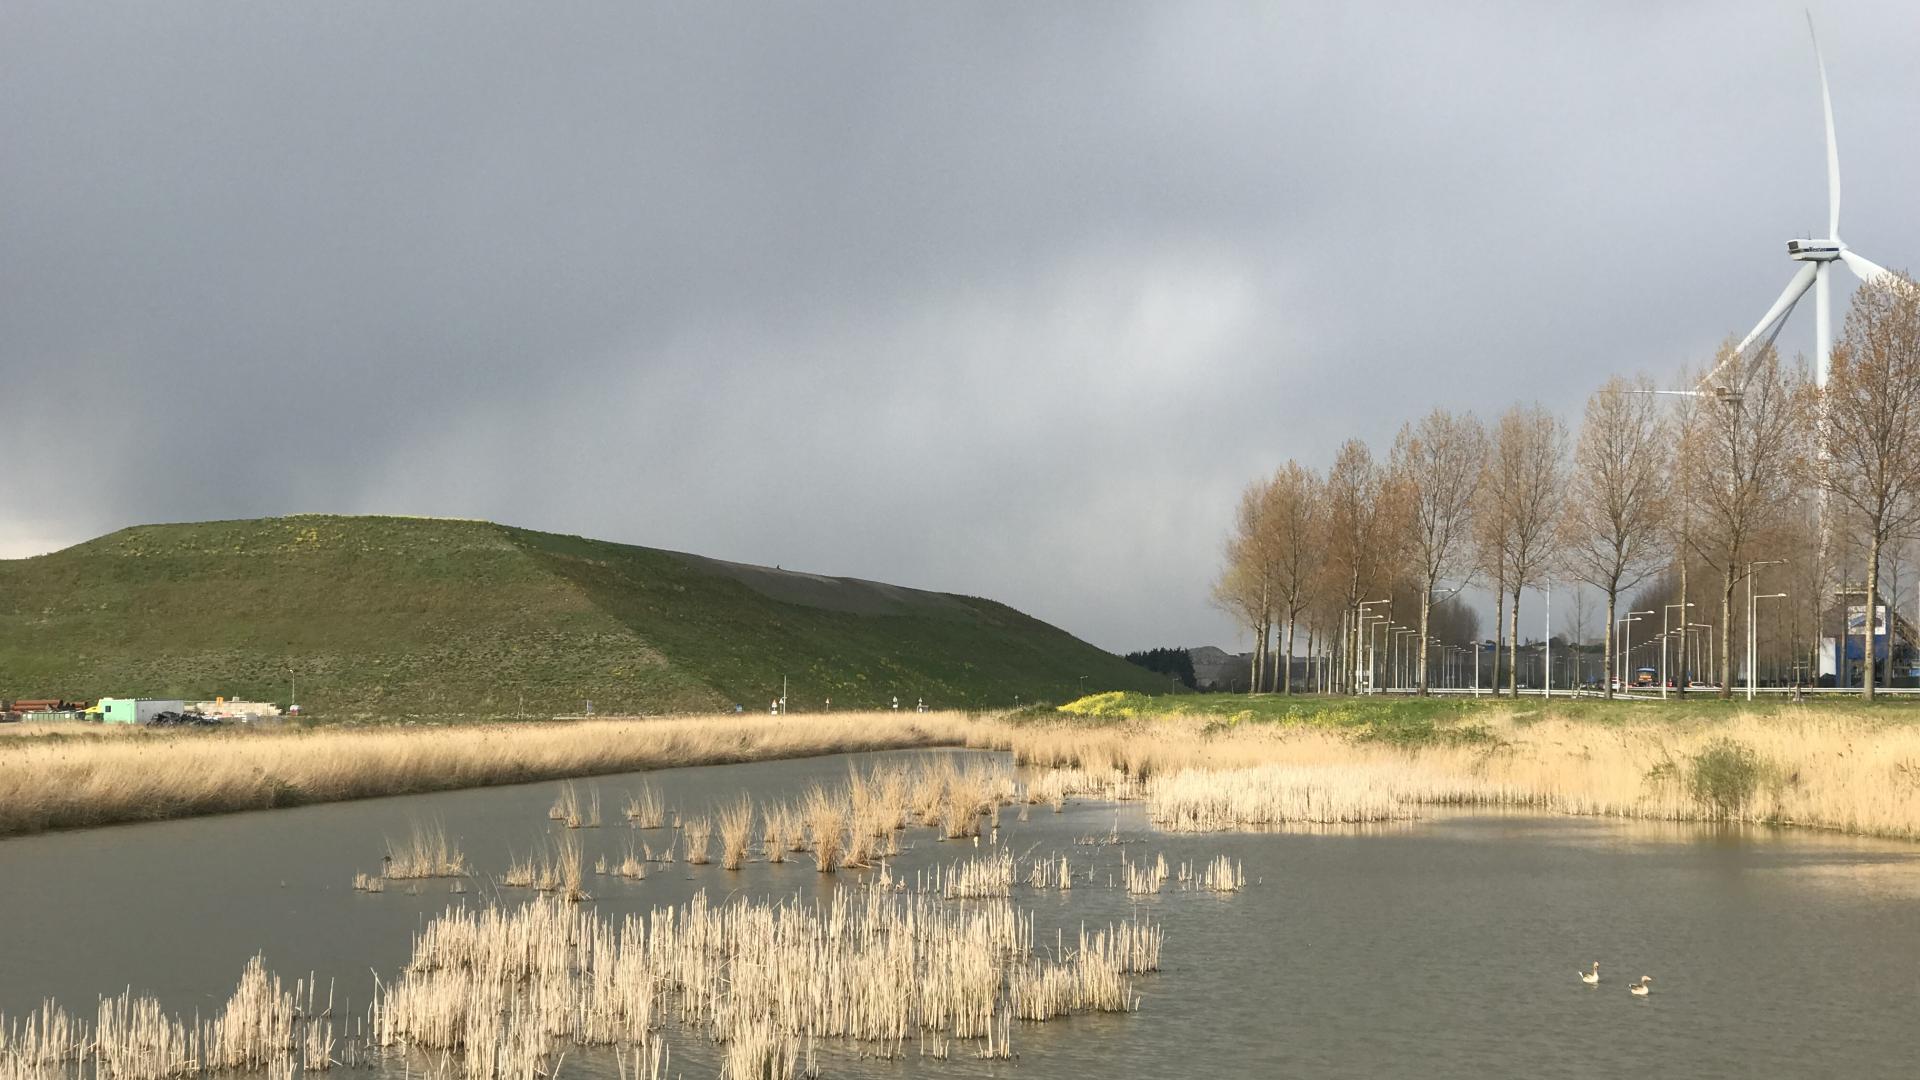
xmin=1786 ymin=238 xmax=1843 ymax=262
xmin=1697 ymin=14 xmax=1899 ymax=395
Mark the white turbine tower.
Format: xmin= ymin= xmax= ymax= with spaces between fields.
xmin=1711 ymin=13 xmax=1894 ymax=392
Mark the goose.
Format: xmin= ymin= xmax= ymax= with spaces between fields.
xmin=1629 ymin=976 xmax=1653 ymax=996
xmin=1578 ymin=962 xmax=1600 ymax=985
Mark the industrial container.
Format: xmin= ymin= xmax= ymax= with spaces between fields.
xmin=97 ymin=698 xmax=188 ymax=725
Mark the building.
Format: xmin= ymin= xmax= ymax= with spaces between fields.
xmin=96 ymin=698 xmax=187 ymax=725
xmin=191 ymin=699 xmax=282 ymax=721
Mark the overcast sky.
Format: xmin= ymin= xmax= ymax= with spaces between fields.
xmin=4 ymin=2 xmax=1918 ymax=652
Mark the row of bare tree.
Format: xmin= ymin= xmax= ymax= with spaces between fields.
xmin=1215 ymin=274 xmax=1920 ymax=700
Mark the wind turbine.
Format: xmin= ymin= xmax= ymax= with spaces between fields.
xmin=1699 ymin=13 xmax=1895 ymax=395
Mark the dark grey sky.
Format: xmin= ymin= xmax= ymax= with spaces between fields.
xmin=4 ymin=2 xmax=1916 ymax=652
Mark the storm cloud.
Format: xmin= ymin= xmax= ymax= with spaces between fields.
xmin=4 ymin=2 xmax=1918 ymax=651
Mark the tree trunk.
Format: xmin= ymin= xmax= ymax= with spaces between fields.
xmin=1719 ymin=563 xmax=1736 ymax=700
xmin=1603 ymin=587 xmax=1617 ymax=700
xmin=1865 ymin=537 xmax=1881 ymax=701
xmin=1676 ymin=556 xmax=1689 ymax=698
xmin=1304 ymin=627 xmax=1315 ymax=693
xmin=1257 ymin=617 xmax=1271 ymax=696
xmin=1508 ymin=587 xmax=1522 ymax=697
xmin=1416 ymin=592 xmax=1432 ymax=695
xmin=1283 ymin=615 xmax=1297 ymax=695
xmin=1492 ymin=573 xmax=1507 ymax=696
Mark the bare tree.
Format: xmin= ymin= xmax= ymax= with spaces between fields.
xmin=1323 ymin=439 xmax=1404 ymax=694
xmin=1487 ymin=404 xmax=1567 ymax=695
xmin=1267 ymin=462 xmax=1324 ymax=694
xmin=1389 ymin=409 xmax=1485 ymax=694
xmin=1816 ymin=274 xmax=1920 ymax=700
xmin=1472 ymin=466 xmax=1511 ymax=694
xmin=1212 ymin=478 xmax=1278 ymax=694
xmin=1682 ymin=343 xmax=1808 ymax=700
xmin=1561 ymin=376 xmax=1671 ymax=698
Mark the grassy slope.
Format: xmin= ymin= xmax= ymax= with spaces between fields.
xmin=0 ymin=516 xmax=1160 ymax=717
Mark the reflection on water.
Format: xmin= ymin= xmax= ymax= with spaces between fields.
xmin=1 ymin=748 xmax=1917 ymax=1078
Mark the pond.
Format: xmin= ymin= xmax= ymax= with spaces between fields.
xmin=2 ymin=748 xmax=1916 ymax=1077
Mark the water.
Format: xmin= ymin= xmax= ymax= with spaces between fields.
xmin=3 ymin=749 xmax=1917 ymax=1078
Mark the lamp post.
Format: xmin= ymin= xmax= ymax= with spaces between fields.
xmin=1393 ymin=627 xmax=1417 ymax=693
xmin=1685 ymin=623 xmax=1713 ymax=688
xmin=1746 ymin=560 xmax=1786 ymax=698
xmin=1354 ymin=599 xmax=1390 ymax=694
xmin=1750 ymin=593 xmax=1788 ymax=700
xmin=1543 ymin=583 xmax=1552 ymax=700
xmin=1661 ymin=602 xmax=1693 ymax=700
xmin=1618 ymin=611 xmax=1653 ymax=692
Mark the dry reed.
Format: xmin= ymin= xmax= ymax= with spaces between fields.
xmin=383 ymin=822 xmax=469 ymax=879
xmin=718 ymin=797 xmax=755 ymax=871
xmin=1000 ymin=710 xmax=1920 ymax=841
xmin=623 ymin=783 xmax=665 ymax=828
xmin=801 ymin=787 xmax=845 ymax=872
xmin=366 ymin=887 xmax=1157 ymax=1074
xmin=0 ymin=711 xmax=982 ymax=839
xmin=682 ymin=816 xmax=713 ymax=866
xmin=0 ymin=955 xmax=337 ymax=1080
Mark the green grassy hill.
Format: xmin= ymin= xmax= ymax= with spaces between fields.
xmin=0 ymin=516 xmax=1160 ymax=718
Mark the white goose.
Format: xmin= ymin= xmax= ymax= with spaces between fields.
xmin=1629 ymin=975 xmax=1653 ymax=996
xmin=1578 ymin=961 xmax=1600 ymax=985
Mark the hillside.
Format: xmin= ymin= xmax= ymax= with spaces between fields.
xmin=0 ymin=516 xmax=1161 ymax=718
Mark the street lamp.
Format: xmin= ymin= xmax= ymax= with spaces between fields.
xmin=1661 ymin=602 xmax=1693 ymax=700
xmin=1392 ymin=627 xmax=1418 ymax=692
xmin=1746 ymin=560 xmax=1786 ymax=697
xmin=1750 ymin=593 xmax=1788 ymax=700
xmin=1618 ymin=611 xmax=1653 ymax=691
xmin=1686 ymin=623 xmax=1714 ymax=687
xmin=1354 ymin=600 xmax=1390 ymax=693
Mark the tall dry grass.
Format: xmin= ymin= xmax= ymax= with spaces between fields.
xmin=0 ymin=955 xmax=337 ymax=1080
xmin=368 ymin=889 xmax=1155 ymax=1076
xmin=717 ymin=796 xmax=754 ymax=871
xmin=998 ymin=709 xmax=1920 ymax=840
xmin=383 ymin=822 xmax=468 ymax=879
xmin=0 ymin=712 xmax=982 ymax=839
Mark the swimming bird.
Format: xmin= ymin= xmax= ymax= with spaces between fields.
xmin=1579 ymin=961 xmax=1600 ymax=985
xmin=1629 ymin=976 xmax=1653 ymax=996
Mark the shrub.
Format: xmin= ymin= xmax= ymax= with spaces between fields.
xmin=1688 ymin=738 xmax=1762 ymax=818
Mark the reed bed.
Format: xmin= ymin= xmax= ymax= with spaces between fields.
xmin=616 ymin=841 xmax=647 ymax=880
xmin=717 ymin=797 xmax=755 ymax=871
xmin=682 ymin=816 xmax=713 ymax=866
xmin=1121 ymin=852 xmax=1169 ymax=895
xmin=383 ymin=822 xmax=469 ymax=879
xmin=801 ymin=787 xmax=846 ymax=872
xmin=369 ymin=888 xmax=1158 ymax=1076
xmin=549 ymin=783 xmax=601 ymax=829
xmin=761 ymin=802 xmax=797 ymax=864
xmin=869 ymin=850 xmax=1016 ymax=899
xmin=1025 ymin=854 xmax=1074 ymax=890
xmin=0 ymin=712 xmax=982 ymax=839
xmin=999 ymin=709 xmax=1920 ymax=841
xmin=622 ymin=784 xmax=665 ymax=829
xmin=499 ymin=838 xmax=590 ymax=900
xmin=0 ymin=956 xmax=337 ymax=1080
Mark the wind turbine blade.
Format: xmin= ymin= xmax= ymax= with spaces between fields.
xmin=1708 ymin=262 xmax=1819 ymax=392
xmin=1733 ymin=262 xmax=1819 ymax=356
xmin=1840 ymin=249 xmax=1893 ymax=284
xmin=1809 ymin=12 xmax=1841 ymax=237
